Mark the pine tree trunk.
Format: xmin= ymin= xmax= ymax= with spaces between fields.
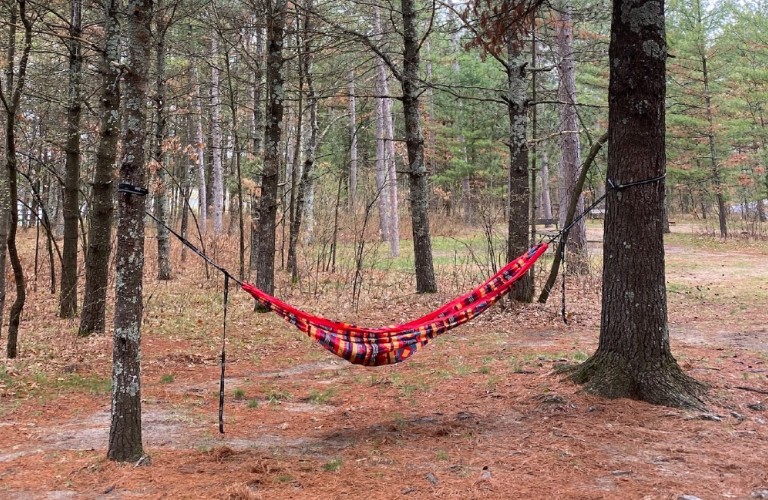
xmin=59 ymin=0 xmax=83 ymax=318
xmin=555 ymin=2 xmax=588 ymax=273
xmin=506 ymin=41 xmax=533 ymax=303
xmin=210 ymin=33 xmax=224 ymax=235
xmin=347 ymin=69 xmax=357 ymax=208
xmin=4 ymin=1 xmax=32 ymax=358
xmin=384 ymin=93 xmax=399 ymax=257
xmin=540 ymin=151 xmax=553 ymax=223
xmin=255 ymin=0 xmax=286 ymax=296
xmin=154 ymin=2 xmax=171 ymax=280
xmin=570 ymin=0 xmax=705 ymax=408
xmin=193 ymin=68 xmax=207 ymax=236
xmin=108 ymin=0 xmax=152 ymax=462
xmin=249 ymin=24 xmax=265 ymax=272
xmin=288 ymin=0 xmax=317 ymax=281
xmin=401 ymin=0 xmax=436 ymax=293
xmin=373 ymin=7 xmax=391 ymax=243
xmin=79 ymin=0 xmax=121 ymax=336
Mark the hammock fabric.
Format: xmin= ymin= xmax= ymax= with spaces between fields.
xmin=242 ymin=243 xmax=548 ymax=366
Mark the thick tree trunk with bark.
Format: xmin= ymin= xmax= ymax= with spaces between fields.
xmin=570 ymin=0 xmax=705 ymax=408
xmin=555 ymin=2 xmax=588 ymax=273
xmin=79 ymin=0 xmax=121 ymax=336
xmin=60 ymin=0 xmax=83 ymax=318
xmin=153 ymin=2 xmax=171 ymax=280
xmin=401 ymin=0 xmax=436 ymax=292
xmin=108 ymin=0 xmax=152 ymax=462
xmin=506 ymin=43 xmax=533 ymax=303
xmin=255 ymin=0 xmax=286 ymax=296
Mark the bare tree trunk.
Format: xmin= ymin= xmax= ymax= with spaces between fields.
xmin=506 ymin=40 xmax=533 ymax=303
xmin=60 ymin=0 xmax=83 ymax=318
xmin=79 ymin=0 xmax=121 ymax=336
xmin=108 ymin=0 xmax=152 ymax=462
xmin=288 ymin=0 xmax=317 ymax=281
xmin=384 ymin=90 xmax=399 ymax=257
xmin=555 ymin=1 xmax=588 ymax=273
xmin=249 ymin=21 xmax=265 ymax=273
xmin=347 ymin=69 xmax=357 ymax=208
xmin=223 ymin=34 xmax=245 ymax=279
xmin=2 ymin=0 xmax=32 ymax=358
xmin=153 ymin=1 xmax=171 ymax=280
xmin=255 ymin=0 xmax=286 ymax=296
xmin=570 ymin=0 xmax=704 ymax=408
xmin=190 ymin=68 xmax=207 ymax=237
xmin=373 ymin=7 xmax=390 ymax=242
xmin=210 ymin=32 xmax=224 ymax=235
xmin=540 ymin=151 xmax=553 ymax=223
xmin=401 ymin=0 xmax=436 ymax=292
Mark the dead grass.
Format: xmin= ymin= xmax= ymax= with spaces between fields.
xmin=1 ymin=223 xmax=768 ymax=499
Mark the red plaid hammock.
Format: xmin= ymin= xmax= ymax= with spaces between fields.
xmin=241 ymin=243 xmax=548 ymax=366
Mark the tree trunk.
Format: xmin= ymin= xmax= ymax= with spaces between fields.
xmin=60 ymin=0 xmax=83 ymax=318
xmin=695 ymin=0 xmax=727 ymax=238
xmin=210 ymin=32 xmax=224 ymax=235
xmin=570 ymin=0 xmax=705 ymax=408
xmin=288 ymin=0 xmax=317 ymax=281
xmin=153 ymin=2 xmax=171 ymax=280
xmin=193 ymin=68 xmax=207 ymax=236
xmin=255 ymin=0 xmax=286 ymax=296
xmin=555 ymin=2 xmax=588 ymax=272
xmin=383 ymin=84 xmax=399 ymax=256
xmin=79 ymin=0 xmax=121 ymax=336
xmin=506 ymin=41 xmax=533 ymax=303
xmin=347 ymin=69 xmax=357 ymax=208
xmin=540 ymin=151 xmax=553 ymax=223
xmin=401 ymin=0 xmax=436 ymax=293
xmin=3 ymin=0 xmax=32 ymax=358
xmin=373 ymin=7 xmax=391 ymax=243
xmin=108 ymin=0 xmax=152 ymax=462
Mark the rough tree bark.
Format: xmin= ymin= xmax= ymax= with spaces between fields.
xmin=79 ymin=0 xmax=121 ymax=336
xmin=60 ymin=0 xmax=83 ymax=318
xmin=108 ymin=0 xmax=152 ymax=462
xmin=506 ymin=40 xmax=533 ymax=303
xmin=569 ymin=0 xmax=705 ymax=408
xmin=401 ymin=0 xmax=436 ymax=292
xmin=255 ymin=0 xmax=286 ymax=296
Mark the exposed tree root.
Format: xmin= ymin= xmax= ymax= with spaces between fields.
xmin=569 ymin=351 xmax=708 ymax=410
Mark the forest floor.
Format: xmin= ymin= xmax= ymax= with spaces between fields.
xmin=2 ymin=222 xmax=768 ymax=499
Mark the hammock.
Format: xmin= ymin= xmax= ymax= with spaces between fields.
xmin=242 ymin=243 xmax=548 ymax=366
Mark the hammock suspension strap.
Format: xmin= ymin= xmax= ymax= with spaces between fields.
xmin=219 ymin=274 xmax=229 ymax=434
